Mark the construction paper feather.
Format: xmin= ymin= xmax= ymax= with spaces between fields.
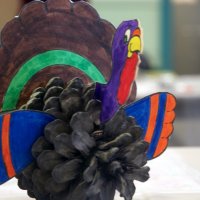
xmin=0 ymin=110 xmax=55 ymax=184
xmin=125 ymin=93 xmax=176 ymax=159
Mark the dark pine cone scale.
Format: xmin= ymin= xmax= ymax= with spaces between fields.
xmin=17 ymin=77 xmax=150 ymax=200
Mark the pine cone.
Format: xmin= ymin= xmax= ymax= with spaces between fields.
xmin=17 ymin=77 xmax=150 ymax=200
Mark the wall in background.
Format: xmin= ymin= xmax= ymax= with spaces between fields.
xmin=0 ymin=1 xmax=21 ymax=30
xmin=173 ymin=0 xmax=200 ymax=75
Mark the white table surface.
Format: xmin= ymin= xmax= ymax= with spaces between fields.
xmin=0 ymin=147 xmax=200 ymax=200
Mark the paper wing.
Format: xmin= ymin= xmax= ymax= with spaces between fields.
xmin=124 ymin=93 xmax=176 ymax=160
xmin=0 ymin=110 xmax=55 ymax=184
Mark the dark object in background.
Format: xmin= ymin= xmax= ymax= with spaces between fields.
xmin=173 ymin=1 xmax=200 ymax=74
xmin=17 ymin=77 xmax=150 ymax=200
xmin=139 ymin=54 xmax=151 ymax=70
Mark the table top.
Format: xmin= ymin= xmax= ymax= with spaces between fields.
xmin=0 ymin=147 xmax=200 ymax=200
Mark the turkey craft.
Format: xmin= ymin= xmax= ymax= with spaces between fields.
xmin=0 ymin=0 xmax=176 ymax=200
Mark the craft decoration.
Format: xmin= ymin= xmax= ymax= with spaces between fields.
xmin=0 ymin=110 xmax=55 ymax=184
xmin=0 ymin=0 xmax=176 ymax=200
xmin=125 ymin=92 xmax=176 ymax=159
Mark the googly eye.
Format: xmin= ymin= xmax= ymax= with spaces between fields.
xmin=124 ymin=29 xmax=131 ymax=43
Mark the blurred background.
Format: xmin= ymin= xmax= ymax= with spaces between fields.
xmin=0 ymin=0 xmax=200 ymax=146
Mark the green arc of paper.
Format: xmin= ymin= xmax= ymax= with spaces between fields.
xmin=2 ymin=50 xmax=106 ymax=111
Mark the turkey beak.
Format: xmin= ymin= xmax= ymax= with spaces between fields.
xmin=128 ymin=28 xmax=142 ymax=58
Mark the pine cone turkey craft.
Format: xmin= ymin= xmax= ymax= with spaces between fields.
xmin=0 ymin=0 xmax=176 ymax=200
xmin=17 ymin=77 xmax=149 ymax=200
